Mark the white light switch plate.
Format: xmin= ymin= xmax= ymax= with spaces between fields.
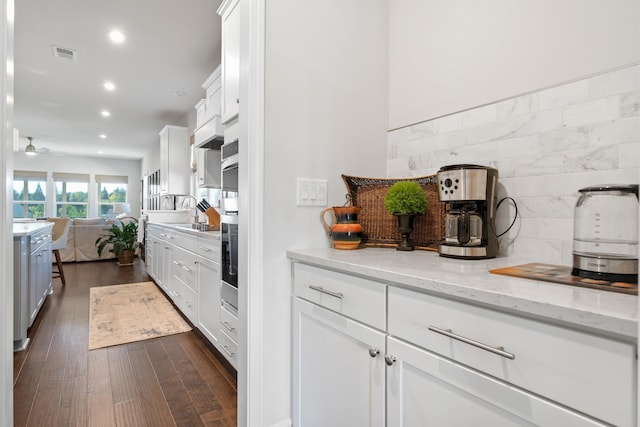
xmin=297 ymin=178 xmax=328 ymax=206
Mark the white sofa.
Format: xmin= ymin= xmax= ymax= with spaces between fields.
xmin=58 ymin=218 xmax=129 ymax=262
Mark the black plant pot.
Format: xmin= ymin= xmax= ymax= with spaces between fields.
xmin=395 ymin=213 xmax=417 ymax=251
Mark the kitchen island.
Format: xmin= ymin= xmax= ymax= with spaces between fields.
xmin=13 ymin=221 xmax=54 ymax=351
xmin=288 ymin=247 xmax=637 ymax=426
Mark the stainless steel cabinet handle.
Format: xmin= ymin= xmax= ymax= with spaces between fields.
xmin=368 ymin=347 xmax=380 ymax=358
xmin=222 ymin=345 xmax=235 ymax=357
xmin=428 ymin=325 xmax=515 ymax=360
xmin=199 ymin=247 xmax=211 ymax=252
xmin=222 ymin=321 xmax=235 ymax=332
xmin=182 ymin=265 xmax=192 ymax=272
xmin=384 ymin=355 xmax=396 ymax=366
xmin=308 ymin=285 xmax=343 ymax=300
xmin=172 ymin=260 xmax=180 ymax=265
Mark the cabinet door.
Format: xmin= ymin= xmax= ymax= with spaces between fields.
xmin=219 ymin=0 xmax=240 ymax=124
xmin=197 ymin=257 xmax=221 ymax=345
xmin=28 ymin=250 xmax=39 ymax=325
xmin=386 ymin=337 xmax=607 ymax=427
xmin=38 ymin=245 xmax=52 ymax=301
xmin=293 ymin=297 xmax=385 ymax=427
xmin=197 ymin=148 xmax=222 ymax=188
xmin=159 ymin=128 xmax=169 ymax=194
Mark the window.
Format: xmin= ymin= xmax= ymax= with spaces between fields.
xmin=96 ymin=175 xmax=128 ymax=217
xmin=53 ymin=173 xmax=89 ymax=218
xmin=13 ymin=171 xmax=47 ymax=218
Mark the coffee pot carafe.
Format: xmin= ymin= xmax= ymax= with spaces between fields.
xmin=445 ymin=205 xmax=483 ymax=246
xmin=437 ymin=164 xmax=499 ymax=259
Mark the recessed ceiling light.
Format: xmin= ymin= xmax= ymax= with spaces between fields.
xmin=100 ymin=110 xmax=111 ymax=117
xmin=103 ymin=81 xmax=116 ymax=91
xmin=98 ymin=150 xmax=104 ymax=154
xmin=108 ymin=30 xmax=125 ymax=44
xmin=99 ymin=134 xmax=107 ymax=139
xmin=174 ymin=91 xmax=186 ymax=97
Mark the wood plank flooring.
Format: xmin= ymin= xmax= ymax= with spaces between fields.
xmin=13 ymin=257 xmax=237 ymax=427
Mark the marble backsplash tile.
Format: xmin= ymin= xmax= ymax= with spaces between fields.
xmin=387 ymin=64 xmax=640 ymax=264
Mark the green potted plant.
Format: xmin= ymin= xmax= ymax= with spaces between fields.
xmin=95 ymin=219 xmax=143 ymax=266
xmin=384 ymin=181 xmax=428 ymax=251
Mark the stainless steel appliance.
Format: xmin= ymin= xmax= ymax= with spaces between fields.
xmin=220 ymin=135 xmax=239 ymax=310
xmin=437 ymin=164 xmax=499 ymax=259
xmin=572 ymin=184 xmax=638 ymax=283
xmin=221 ymin=214 xmax=238 ymax=309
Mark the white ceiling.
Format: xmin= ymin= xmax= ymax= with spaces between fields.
xmin=14 ymin=0 xmax=222 ymax=160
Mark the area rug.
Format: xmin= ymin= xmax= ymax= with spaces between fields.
xmin=89 ymin=281 xmax=191 ymax=350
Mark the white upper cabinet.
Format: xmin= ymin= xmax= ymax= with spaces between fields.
xmin=159 ymin=125 xmax=189 ymax=195
xmin=217 ymin=0 xmax=241 ymax=124
xmin=194 ymin=66 xmax=224 ymax=149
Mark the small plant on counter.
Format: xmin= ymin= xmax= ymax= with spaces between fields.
xmin=384 ymin=181 xmax=428 ymax=251
xmin=384 ymin=181 xmax=428 ymax=215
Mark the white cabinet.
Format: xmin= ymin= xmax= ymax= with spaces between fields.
xmin=217 ymin=0 xmax=241 ymax=124
xmin=28 ymin=230 xmax=52 ymax=325
xmin=293 ymin=297 xmax=385 ymax=427
xmin=197 ymin=256 xmax=221 ymax=345
xmin=197 ymin=148 xmax=221 ymax=188
xmin=292 ymin=261 xmax=638 ymax=427
xmin=386 ymin=337 xmax=606 ymax=427
xmin=13 ymin=224 xmax=53 ymax=350
xmin=292 ymin=263 xmax=387 ymax=426
xmin=159 ymin=125 xmax=189 ymax=195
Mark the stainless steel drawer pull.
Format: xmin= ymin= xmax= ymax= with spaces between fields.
xmin=308 ymin=285 xmax=343 ymax=300
xmin=222 ymin=321 xmax=235 ymax=332
xmin=428 ymin=325 xmax=515 ymax=360
xmin=199 ymin=247 xmax=211 ymax=252
xmin=222 ymin=345 xmax=235 ymax=357
xmin=182 ymin=265 xmax=192 ymax=272
xmin=384 ymin=355 xmax=396 ymax=366
xmin=368 ymin=347 xmax=380 ymax=358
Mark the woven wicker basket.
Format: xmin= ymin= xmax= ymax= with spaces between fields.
xmin=342 ymin=174 xmax=445 ymax=251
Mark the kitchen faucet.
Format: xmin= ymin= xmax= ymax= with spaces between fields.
xmin=181 ymin=195 xmax=200 ymax=224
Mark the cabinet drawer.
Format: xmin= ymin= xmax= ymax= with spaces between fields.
xmin=293 ymin=263 xmax=386 ymax=330
xmin=196 ymin=236 xmax=220 ymax=260
xmin=219 ymin=301 xmax=238 ymax=342
xmin=388 ymin=286 xmax=636 ymax=427
xmin=173 ymin=278 xmax=197 ymax=324
xmin=171 ymin=250 xmax=198 ymax=292
xmin=218 ymin=328 xmax=238 ymax=368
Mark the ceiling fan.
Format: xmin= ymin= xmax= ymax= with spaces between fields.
xmin=23 ymin=137 xmax=65 ymax=156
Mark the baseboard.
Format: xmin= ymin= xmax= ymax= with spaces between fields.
xmin=270 ymin=419 xmax=292 ymax=427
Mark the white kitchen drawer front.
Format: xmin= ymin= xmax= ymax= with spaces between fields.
xmin=293 ymin=262 xmax=386 ymax=330
xmin=173 ymin=277 xmax=197 ymax=324
xmin=386 ymin=337 xmax=608 ymax=427
xmin=196 ymin=236 xmax=220 ymax=260
xmin=218 ymin=328 xmax=238 ymax=368
xmin=171 ymin=248 xmax=198 ymax=292
xmin=219 ymin=301 xmax=238 ymax=342
xmin=388 ymin=286 xmax=636 ymax=427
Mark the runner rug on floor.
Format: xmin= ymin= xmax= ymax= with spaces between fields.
xmin=89 ymin=281 xmax=191 ymax=350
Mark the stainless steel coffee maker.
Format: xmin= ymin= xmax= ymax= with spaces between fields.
xmin=437 ymin=164 xmax=499 ymax=259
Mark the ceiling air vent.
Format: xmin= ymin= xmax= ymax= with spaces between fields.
xmin=51 ymin=45 xmax=77 ymax=61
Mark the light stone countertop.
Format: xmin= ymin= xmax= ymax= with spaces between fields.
xmin=287 ymin=247 xmax=638 ymax=341
xmin=13 ymin=221 xmax=53 ymax=237
xmin=148 ymin=221 xmax=221 ymax=240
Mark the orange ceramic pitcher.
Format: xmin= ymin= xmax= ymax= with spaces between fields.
xmin=321 ymin=206 xmax=363 ymax=250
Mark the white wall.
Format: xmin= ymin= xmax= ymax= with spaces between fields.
xmin=389 ymin=0 xmax=640 ymax=130
xmin=14 ymin=152 xmax=142 ymax=218
xmin=260 ymin=0 xmax=388 ymax=424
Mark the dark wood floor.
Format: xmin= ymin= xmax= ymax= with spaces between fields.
xmin=13 ymin=257 xmax=237 ymax=427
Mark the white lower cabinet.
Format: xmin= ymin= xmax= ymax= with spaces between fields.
xmin=386 ymin=336 xmax=606 ymax=427
xmin=198 ymin=256 xmax=221 ymax=345
xmin=293 ymin=297 xmax=385 ymax=427
xmin=291 ymin=261 xmax=637 ymax=427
